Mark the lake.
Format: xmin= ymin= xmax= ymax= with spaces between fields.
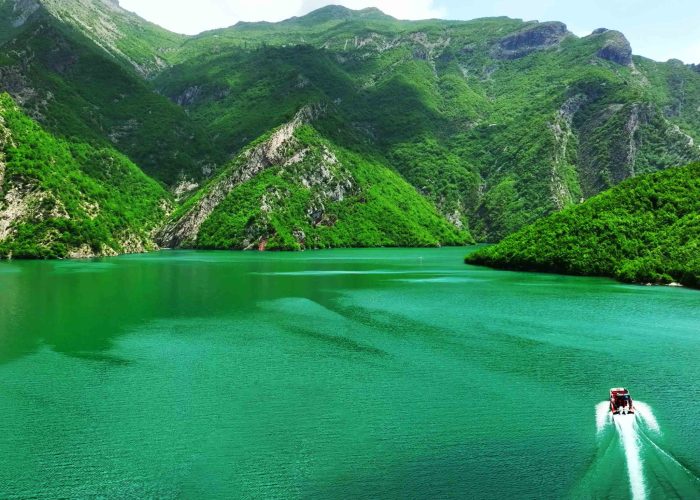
xmin=0 ymin=247 xmax=698 ymax=499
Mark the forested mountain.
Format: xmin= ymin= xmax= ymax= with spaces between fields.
xmin=0 ymin=93 xmax=169 ymax=258
xmin=0 ymin=1 xmax=698 ymax=256
xmin=158 ymin=104 xmax=471 ymax=250
xmin=0 ymin=0 xmax=218 ymax=183
xmin=466 ymin=163 xmax=700 ymax=288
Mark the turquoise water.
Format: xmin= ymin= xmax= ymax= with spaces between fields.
xmin=0 ymin=247 xmax=698 ymax=499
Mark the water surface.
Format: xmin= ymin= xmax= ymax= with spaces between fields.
xmin=0 ymin=248 xmax=698 ymax=498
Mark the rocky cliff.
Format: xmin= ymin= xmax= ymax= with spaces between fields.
xmin=0 ymin=93 xmax=170 ymax=259
xmin=160 ymin=104 xmax=471 ymax=250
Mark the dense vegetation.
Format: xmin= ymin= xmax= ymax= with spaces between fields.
xmin=169 ymin=122 xmax=472 ymax=250
xmin=0 ymin=93 xmax=169 ymax=258
xmin=467 ymin=163 xmax=700 ymax=288
xmin=0 ymin=0 xmax=218 ymax=183
xmin=154 ymin=9 xmax=700 ymax=239
xmin=1 ymin=2 xmax=699 ymax=258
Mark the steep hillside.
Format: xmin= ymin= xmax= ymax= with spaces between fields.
xmin=2 ymin=0 xmax=183 ymax=75
xmin=0 ymin=93 xmax=170 ymax=258
xmin=0 ymin=0 xmax=218 ymax=184
xmin=466 ymin=163 xmax=700 ymax=288
xmin=159 ymin=105 xmax=471 ymax=250
xmin=156 ymin=7 xmax=700 ymax=239
xmin=2 ymin=3 xmax=700 ymax=254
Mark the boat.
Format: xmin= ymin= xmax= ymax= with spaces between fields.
xmin=610 ymin=387 xmax=635 ymax=415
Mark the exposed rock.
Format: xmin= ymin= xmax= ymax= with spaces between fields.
xmin=292 ymin=229 xmax=306 ymax=245
xmin=0 ymin=114 xmax=12 ymax=191
xmin=0 ymin=187 xmax=26 ymax=241
xmin=172 ymin=178 xmax=200 ymax=201
xmin=549 ymin=94 xmax=588 ymax=209
xmin=446 ymin=210 xmax=464 ymax=230
xmin=67 ymin=244 xmax=96 ymax=259
xmin=11 ymin=0 xmax=41 ymax=28
xmin=0 ymin=65 xmax=51 ymax=122
xmin=80 ymin=200 xmax=100 ymax=219
xmin=119 ymin=233 xmax=152 ymax=254
xmin=593 ymin=30 xmax=633 ymax=66
xmin=408 ymin=32 xmax=450 ymax=62
xmin=292 ymin=146 xmax=353 ymax=202
xmin=0 ymin=185 xmax=69 ymax=241
xmin=36 ymin=0 xmax=171 ymax=77
xmin=176 ymin=86 xmax=203 ymax=106
xmin=108 ymin=119 xmax=139 ymax=144
xmin=496 ymin=22 xmax=570 ymax=59
xmin=157 ymin=103 xmax=327 ymax=247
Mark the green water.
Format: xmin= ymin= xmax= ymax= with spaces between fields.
xmin=0 ymin=247 xmax=698 ymax=499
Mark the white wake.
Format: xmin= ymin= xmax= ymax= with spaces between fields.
xmin=614 ymin=413 xmax=646 ymax=500
xmin=595 ymin=401 xmax=611 ymax=434
xmin=591 ymin=401 xmax=700 ymax=498
xmin=634 ymin=401 xmax=660 ymax=433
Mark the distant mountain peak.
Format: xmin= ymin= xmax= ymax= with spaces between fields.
xmin=587 ymin=28 xmax=633 ymax=66
xmin=283 ymin=4 xmax=394 ymax=26
xmin=2 ymin=0 xmax=183 ymax=76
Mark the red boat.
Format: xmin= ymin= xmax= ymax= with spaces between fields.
xmin=610 ymin=388 xmax=635 ymax=415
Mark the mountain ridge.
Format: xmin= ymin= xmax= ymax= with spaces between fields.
xmin=1 ymin=2 xmax=699 ymax=257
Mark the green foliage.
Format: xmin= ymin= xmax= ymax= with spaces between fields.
xmin=2 ymin=4 xmax=700 ymax=257
xmin=154 ymin=11 xmax=700 ymax=240
xmin=0 ymin=10 xmax=217 ymax=183
xmin=466 ymin=163 xmax=700 ymax=288
xmin=0 ymin=93 xmax=169 ymax=259
xmin=193 ymin=125 xmax=472 ymax=250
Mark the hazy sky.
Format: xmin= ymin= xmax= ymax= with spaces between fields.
xmin=119 ymin=0 xmax=700 ymax=63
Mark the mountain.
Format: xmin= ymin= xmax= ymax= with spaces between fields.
xmin=159 ymin=105 xmax=471 ymax=250
xmin=0 ymin=0 xmax=219 ymax=184
xmin=2 ymin=0 xmax=183 ymax=75
xmin=0 ymin=93 xmax=170 ymax=258
xmin=154 ymin=9 xmax=700 ymax=239
xmin=1 ymin=2 xmax=700 ymax=257
xmin=466 ymin=162 xmax=700 ymax=288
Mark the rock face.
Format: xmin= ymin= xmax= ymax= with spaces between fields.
xmin=593 ymin=30 xmax=633 ymax=66
xmin=496 ymin=21 xmax=570 ymax=59
xmin=549 ymin=94 xmax=588 ymax=209
xmin=11 ymin=0 xmax=41 ymax=27
xmin=158 ymin=104 xmax=328 ymax=248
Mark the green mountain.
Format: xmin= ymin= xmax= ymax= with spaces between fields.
xmin=154 ymin=8 xmax=700 ymax=239
xmin=466 ymin=163 xmax=700 ymax=288
xmin=1 ymin=2 xmax=699 ymax=257
xmin=1 ymin=0 xmax=184 ymax=75
xmin=0 ymin=0 xmax=218 ymax=184
xmin=159 ymin=105 xmax=471 ymax=250
xmin=0 ymin=93 xmax=170 ymax=258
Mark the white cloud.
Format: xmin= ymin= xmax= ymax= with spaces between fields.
xmin=119 ymin=1 xmax=445 ymax=35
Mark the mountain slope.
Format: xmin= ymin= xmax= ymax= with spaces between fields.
xmin=155 ymin=10 xmax=700 ymax=239
xmin=0 ymin=93 xmax=170 ymax=258
xmin=466 ymin=163 xmax=700 ymax=288
xmin=2 ymin=3 xmax=700 ymax=256
xmin=0 ymin=0 xmax=218 ymax=184
xmin=2 ymin=0 xmax=183 ymax=75
xmin=159 ymin=105 xmax=471 ymax=250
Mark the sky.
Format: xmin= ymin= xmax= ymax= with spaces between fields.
xmin=119 ymin=0 xmax=700 ymax=63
